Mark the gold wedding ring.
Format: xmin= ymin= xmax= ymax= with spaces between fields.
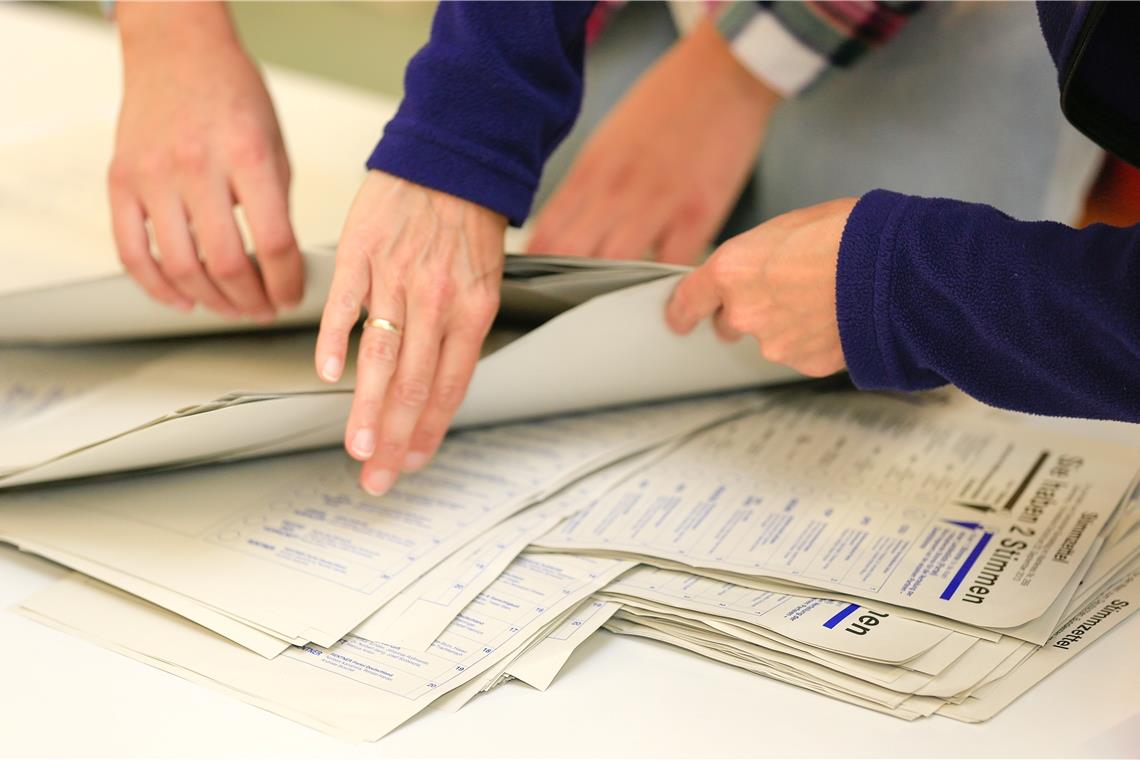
xmin=364 ymin=317 xmax=403 ymax=336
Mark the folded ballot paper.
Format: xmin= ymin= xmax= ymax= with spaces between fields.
xmin=10 ymin=388 xmax=1140 ymax=738
xmin=0 ymin=253 xmax=800 ymax=488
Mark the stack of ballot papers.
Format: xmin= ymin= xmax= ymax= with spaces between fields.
xmin=7 ymin=6 xmax=1138 ymax=741
xmin=6 ymin=383 xmax=1140 ymax=740
xmin=0 ymin=253 xmax=800 ymax=488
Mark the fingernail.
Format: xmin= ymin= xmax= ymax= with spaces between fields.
xmin=171 ymin=300 xmax=193 ymax=313
xmin=350 ymin=429 xmax=375 ymax=459
xmin=253 ymin=312 xmax=275 ymax=325
xmin=363 ymin=470 xmax=394 ymax=496
xmin=402 ymin=451 xmax=429 ymax=472
xmin=222 ymin=308 xmax=242 ymax=321
xmin=320 ymin=357 xmax=343 ymax=383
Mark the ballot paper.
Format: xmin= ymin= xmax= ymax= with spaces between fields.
xmin=505 ymin=598 xmax=622 ymax=691
xmin=0 ymin=258 xmax=799 ymax=489
xmin=353 ymin=449 xmax=662 ymax=650
xmin=600 ymin=565 xmax=955 ymax=665
xmin=18 ymin=553 xmax=632 ymax=742
xmin=938 ymin=561 xmax=1140 ymax=722
xmin=536 ymin=390 xmax=1140 ymax=628
xmin=601 ymin=615 xmax=944 ymax=721
xmin=428 ymin=596 xmax=621 ymax=713
xmin=600 ymin=576 xmax=1024 ymax=702
xmin=0 ymin=395 xmax=755 ymax=651
xmin=0 ymin=251 xmax=681 ymax=344
xmin=12 ymin=385 xmax=1140 ymax=731
xmin=1 ymin=344 xmax=172 ymax=425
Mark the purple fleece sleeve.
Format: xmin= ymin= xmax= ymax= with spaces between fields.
xmin=837 ymin=189 xmax=1140 ymax=422
xmin=366 ymin=1 xmax=594 ymax=226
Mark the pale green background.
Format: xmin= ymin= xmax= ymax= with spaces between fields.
xmin=46 ymin=1 xmax=435 ymax=98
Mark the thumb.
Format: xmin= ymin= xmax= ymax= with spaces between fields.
xmin=665 ymin=264 xmax=722 ymax=335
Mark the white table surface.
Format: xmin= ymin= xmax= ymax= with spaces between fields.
xmin=2 ymin=5 xmax=1140 ymax=759
xmin=2 ymin=545 xmax=1139 ymax=758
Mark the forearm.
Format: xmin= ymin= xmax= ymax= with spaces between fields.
xmin=367 ymin=1 xmax=594 ymax=225
xmin=116 ymin=2 xmax=240 ymax=67
xmin=838 ymin=190 xmax=1140 ymax=421
xmin=715 ymin=1 xmax=920 ymax=96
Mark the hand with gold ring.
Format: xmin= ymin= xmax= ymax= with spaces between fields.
xmin=315 ymin=170 xmax=506 ymax=495
xmin=363 ymin=317 xmax=402 ymax=337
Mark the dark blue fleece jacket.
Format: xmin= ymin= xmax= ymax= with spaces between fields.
xmin=368 ymin=1 xmax=1140 ymax=422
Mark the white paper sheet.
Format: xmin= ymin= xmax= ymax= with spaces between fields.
xmin=537 ymin=391 xmax=1140 ymax=628
xmin=0 ymin=396 xmax=753 ymax=649
xmin=938 ymin=561 xmax=1140 ymax=722
xmin=602 ymin=565 xmax=951 ymax=664
xmin=17 ymin=553 xmax=633 ymax=741
xmin=505 ymin=598 xmax=622 ymax=691
xmin=0 ymin=268 xmax=798 ymax=488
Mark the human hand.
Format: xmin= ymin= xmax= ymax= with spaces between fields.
xmin=108 ymin=2 xmax=302 ymax=322
xmin=665 ymin=197 xmax=858 ymax=377
xmin=315 ymin=171 xmax=506 ymax=495
xmin=526 ymin=18 xmax=780 ymax=264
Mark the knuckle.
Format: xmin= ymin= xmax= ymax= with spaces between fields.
xmin=394 ymin=378 xmax=432 ymax=408
xmin=360 ymin=336 xmax=399 ymax=368
xmin=116 ymin=241 xmax=147 ymax=266
xmin=377 ymin=439 xmax=404 ymax=461
xmin=676 ymin=195 xmax=713 ymax=227
xmin=708 ymin=251 xmax=738 ymax=285
xmin=107 ymin=160 xmax=136 ymax=191
xmin=412 ymin=425 xmax=443 ymax=450
xmin=606 ymin=163 xmax=634 ymax=194
xmin=465 ymin=292 xmax=500 ymax=325
xmin=257 ymin=228 xmax=297 ymax=261
xmin=799 ymin=361 xmax=833 ymax=378
xmin=320 ymin=327 xmax=351 ymax=350
xmin=171 ymin=139 xmax=209 ymax=174
xmin=226 ymin=130 xmax=271 ymax=169
xmin=205 ymin=254 xmax=250 ymax=282
xmin=761 ymin=340 xmax=790 ymax=364
xmin=136 ymin=151 xmax=174 ymax=181
xmin=161 ymin=257 xmax=202 ymax=282
xmin=720 ymin=306 xmax=751 ymax=335
xmin=434 ymin=378 xmax=468 ymax=411
xmin=353 ymin=397 xmax=382 ymax=424
xmin=337 ymin=288 xmax=362 ymax=315
xmin=421 ymin=280 xmax=456 ymax=319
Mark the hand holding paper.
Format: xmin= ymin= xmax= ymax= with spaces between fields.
xmin=111 ymin=1 xmax=303 ymax=320
xmin=316 ymin=170 xmax=508 ymax=494
xmin=666 ymin=197 xmax=855 ymax=378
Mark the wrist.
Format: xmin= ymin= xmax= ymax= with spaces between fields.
xmin=689 ymin=18 xmax=782 ymax=122
xmin=118 ymin=2 xmax=240 ymax=66
xmin=836 ymin=190 xmax=915 ymax=391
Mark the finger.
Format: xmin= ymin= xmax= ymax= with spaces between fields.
xmin=595 ymin=195 xmax=673 ymax=261
xmin=188 ymin=179 xmax=275 ymax=322
xmin=526 ymin=173 xmax=590 ymax=255
xmin=404 ymin=320 xmax=488 ymax=470
xmin=654 ymin=213 xmax=718 ymax=265
xmin=145 ymin=195 xmax=240 ymax=318
xmin=232 ymin=160 xmax=304 ymax=310
xmin=344 ymin=260 xmax=405 ymax=465
xmin=532 ymin=185 xmax=617 ymax=258
xmin=315 ymin=247 xmax=370 ymax=383
xmin=712 ymin=307 xmax=743 ymax=343
xmin=665 ymin=264 xmax=722 ymax=335
xmin=360 ymin=289 xmax=447 ymax=494
xmin=108 ymin=186 xmax=190 ymax=310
